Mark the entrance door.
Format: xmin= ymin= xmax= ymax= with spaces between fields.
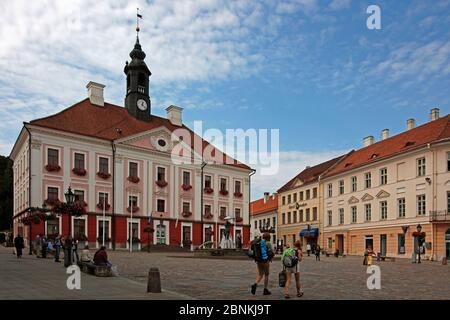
xmin=336 ymin=235 xmax=344 ymax=254
xmin=351 ymin=236 xmax=357 ymax=254
xmin=446 ymin=229 xmax=450 ymax=260
xmin=182 ymin=226 xmax=191 ymax=246
xmin=380 ymin=234 xmax=387 ymax=256
xmin=156 ymin=224 xmax=166 ymax=245
xmin=365 ymin=235 xmax=373 ymax=251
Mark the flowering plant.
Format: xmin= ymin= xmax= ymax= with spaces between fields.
xmin=72 ymin=168 xmax=87 ymax=176
xmin=181 ymin=184 xmax=192 ymax=191
xmin=97 ymin=171 xmax=111 ymax=179
xmin=156 ymin=180 xmax=168 ymax=188
xmin=45 ymin=164 xmax=61 ymax=172
xmin=127 ymin=206 xmax=140 ymax=213
xmin=203 ymin=213 xmax=213 ymax=219
xmin=128 ymin=176 xmax=140 ymax=183
xmin=235 ymin=217 xmax=243 ymax=223
xmin=234 ymin=192 xmax=243 ymax=198
xmin=53 ymin=201 xmax=86 ymax=217
xmin=44 ymin=198 xmax=61 ymax=207
xmin=182 ymin=211 xmax=192 ymax=218
xmin=97 ymin=202 xmax=111 ymax=211
xmin=219 ymin=189 xmax=229 ymax=196
xmin=204 ymin=187 xmax=214 ymax=194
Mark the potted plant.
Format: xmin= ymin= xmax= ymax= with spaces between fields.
xmin=203 ymin=213 xmax=213 ymax=219
xmin=156 ymin=180 xmax=168 ymax=188
xmin=72 ymin=167 xmax=87 ymax=176
xmin=45 ymin=164 xmax=61 ymax=172
xmin=204 ymin=187 xmax=214 ymax=194
xmin=219 ymin=189 xmax=229 ymax=196
xmin=96 ymin=202 xmax=111 ymax=211
xmin=127 ymin=206 xmax=140 ymax=213
xmin=128 ymin=176 xmax=140 ymax=183
xmin=219 ymin=215 xmax=226 ymax=221
xmin=181 ymin=184 xmax=192 ymax=191
xmin=44 ymin=198 xmax=60 ymax=207
xmin=235 ymin=216 xmax=243 ymax=223
xmin=182 ymin=211 xmax=192 ymax=218
xmin=234 ymin=192 xmax=243 ymax=198
xmin=97 ymin=171 xmax=111 ymax=179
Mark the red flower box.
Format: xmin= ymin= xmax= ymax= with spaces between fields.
xmin=128 ymin=176 xmax=140 ymax=183
xmin=182 ymin=211 xmax=192 ymax=218
xmin=181 ymin=184 xmax=192 ymax=191
xmin=75 ymin=200 xmax=88 ymax=207
xmin=156 ymin=180 xmax=168 ymax=188
xmin=97 ymin=202 xmax=111 ymax=211
xmin=203 ymin=213 xmax=213 ymax=219
xmin=235 ymin=217 xmax=243 ymax=223
xmin=97 ymin=171 xmax=111 ymax=179
xmin=204 ymin=187 xmax=214 ymax=194
xmin=44 ymin=198 xmax=60 ymax=207
xmin=72 ymin=168 xmax=87 ymax=176
xmin=219 ymin=215 xmax=226 ymax=220
xmin=45 ymin=164 xmax=61 ymax=172
xmin=234 ymin=192 xmax=243 ymax=198
xmin=219 ymin=190 xmax=229 ymax=196
xmin=127 ymin=206 xmax=140 ymax=213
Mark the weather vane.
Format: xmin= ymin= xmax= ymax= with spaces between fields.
xmin=136 ymin=8 xmax=143 ymax=35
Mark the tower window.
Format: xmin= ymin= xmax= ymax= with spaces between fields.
xmin=158 ymin=139 xmax=166 ymax=147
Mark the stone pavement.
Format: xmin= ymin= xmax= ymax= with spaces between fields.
xmin=108 ymin=250 xmax=450 ymax=300
xmin=0 ymin=246 xmax=192 ymax=300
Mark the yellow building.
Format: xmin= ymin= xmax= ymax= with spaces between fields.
xmin=277 ymin=156 xmax=345 ymax=251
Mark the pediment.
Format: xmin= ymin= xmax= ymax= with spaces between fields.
xmin=292 ymin=178 xmax=304 ymax=188
xmin=376 ymin=190 xmax=390 ymax=199
xmin=348 ymin=196 xmax=359 ymax=204
xmin=361 ymin=193 xmax=374 ymax=202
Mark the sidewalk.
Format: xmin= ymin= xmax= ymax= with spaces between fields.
xmin=0 ymin=246 xmax=193 ymax=300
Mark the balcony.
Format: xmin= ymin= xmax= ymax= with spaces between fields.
xmin=429 ymin=210 xmax=450 ymax=222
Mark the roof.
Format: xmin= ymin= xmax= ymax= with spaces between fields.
xmin=277 ymin=155 xmax=346 ymax=193
xmin=29 ymin=98 xmax=251 ymax=170
xmin=323 ymin=115 xmax=450 ymax=178
xmin=250 ymin=195 xmax=278 ymax=216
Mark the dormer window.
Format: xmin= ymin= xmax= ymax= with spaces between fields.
xmin=404 ymin=141 xmax=415 ymax=148
xmin=370 ymin=153 xmax=379 ymax=159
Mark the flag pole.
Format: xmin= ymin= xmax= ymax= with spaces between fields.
xmin=129 ymin=191 xmax=133 ymax=253
xmin=102 ymin=188 xmax=106 ymax=246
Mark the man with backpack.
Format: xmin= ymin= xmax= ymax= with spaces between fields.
xmin=250 ymin=233 xmax=273 ymax=296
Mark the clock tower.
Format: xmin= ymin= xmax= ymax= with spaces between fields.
xmin=124 ymin=35 xmax=151 ymax=122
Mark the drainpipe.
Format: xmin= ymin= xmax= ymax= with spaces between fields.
xmin=111 ymin=141 xmax=116 ymax=250
xmin=248 ymin=169 xmax=256 ymax=244
xmin=23 ymin=123 xmax=33 ymax=254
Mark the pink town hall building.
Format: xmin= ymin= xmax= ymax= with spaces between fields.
xmin=9 ymin=35 xmax=253 ymax=250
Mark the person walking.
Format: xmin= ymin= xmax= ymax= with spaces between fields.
xmin=282 ymin=241 xmax=303 ymax=299
xmin=306 ymin=243 xmax=311 ymax=257
xmin=315 ymin=245 xmax=321 ymax=261
xmin=250 ymin=233 xmax=273 ymax=296
xmin=367 ymin=245 xmax=375 ymax=266
xmin=54 ymin=234 xmax=62 ymax=262
xmin=13 ymin=234 xmax=25 ymax=259
xmin=41 ymin=235 xmax=47 ymax=258
xmin=64 ymin=236 xmax=73 ymax=267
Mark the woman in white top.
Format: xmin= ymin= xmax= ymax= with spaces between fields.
xmin=81 ymin=245 xmax=92 ymax=262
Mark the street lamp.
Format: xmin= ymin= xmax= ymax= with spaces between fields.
xmin=64 ymin=187 xmax=75 ymax=237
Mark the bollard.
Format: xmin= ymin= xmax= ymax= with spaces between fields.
xmin=147 ymin=268 xmax=162 ymax=293
xmin=442 ymin=257 xmax=447 ymax=265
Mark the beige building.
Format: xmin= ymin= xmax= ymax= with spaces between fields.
xmin=277 ymin=156 xmax=344 ymax=250
xmin=250 ymin=192 xmax=278 ymax=247
xmin=321 ymin=108 xmax=450 ymax=261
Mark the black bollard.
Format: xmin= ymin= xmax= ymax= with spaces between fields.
xmin=147 ymin=268 xmax=162 ymax=293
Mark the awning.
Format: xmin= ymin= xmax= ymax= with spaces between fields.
xmin=299 ymin=228 xmax=319 ymax=237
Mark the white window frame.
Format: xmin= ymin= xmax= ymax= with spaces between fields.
xmin=365 ymin=172 xmax=372 ymax=189
xmin=416 ymin=157 xmax=426 ymax=177
xmin=380 ymin=168 xmax=387 ymax=185
xmin=351 ymin=176 xmax=357 ymax=192
xmin=182 ymin=170 xmax=191 ymax=186
xmin=417 ymin=194 xmax=426 ymax=216
xmin=339 ymin=208 xmax=344 ymax=225
xmin=156 ymin=165 xmax=167 ymax=181
xmin=97 ymin=155 xmax=111 ymax=174
xmin=339 ymin=180 xmax=344 ymax=195
xmin=398 ymin=198 xmax=406 ymax=218
xmin=128 ymin=160 xmax=139 ymax=178
xmin=351 ymin=206 xmax=357 ymax=223
xmin=365 ymin=204 xmax=372 ymax=222
xmin=327 ymin=184 xmax=333 ymax=198
xmin=156 ymin=197 xmax=166 ymax=213
xmin=45 ymin=146 xmax=62 ymax=166
xmin=380 ymin=201 xmax=388 ymax=220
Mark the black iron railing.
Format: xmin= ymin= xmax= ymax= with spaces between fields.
xmin=429 ymin=210 xmax=450 ymax=222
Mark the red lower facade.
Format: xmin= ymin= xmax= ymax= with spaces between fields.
xmin=15 ymin=213 xmax=251 ymax=250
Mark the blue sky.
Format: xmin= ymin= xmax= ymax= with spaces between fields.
xmin=0 ymin=0 xmax=449 ymax=198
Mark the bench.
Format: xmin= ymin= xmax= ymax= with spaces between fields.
xmin=78 ymin=261 xmax=112 ymax=277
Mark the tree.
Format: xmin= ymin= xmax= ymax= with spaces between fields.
xmin=0 ymin=155 xmax=13 ymax=231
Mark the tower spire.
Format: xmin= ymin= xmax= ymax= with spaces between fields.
xmin=136 ymin=8 xmax=142 ymax=37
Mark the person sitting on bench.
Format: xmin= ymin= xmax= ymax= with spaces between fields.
xmin=93 ymin=246 xmax=112 ymax=267
xmin=81 ymin=245 xmax=92 ymax=263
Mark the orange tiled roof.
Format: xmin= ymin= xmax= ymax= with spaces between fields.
xmin=29 ymin=98 xmax=251 ymax=170
xmin=277 ymin=155 xmax=346 ymax=193
xmin=250 ymin=195 xmax=278 ymax=216
xmin=323 ymin=115 xmax=450 ymax=178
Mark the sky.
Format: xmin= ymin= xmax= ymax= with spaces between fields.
xmin=0 ymin=0 xmax=449 ymax=199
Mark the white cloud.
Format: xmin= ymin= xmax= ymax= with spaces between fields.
xmin=251 ymin=150 xmax=346 ymax=199
xmin=329 ymin=0 xmax=351 ymax=10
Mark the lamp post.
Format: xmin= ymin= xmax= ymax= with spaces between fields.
xmin=64 ymin=187 xmax=75 ymax=267
xmin=64 ymin=187 xmax=75 ymax=237
xmin=200 ymin=161 xmax=207 ymax=246
xmin=28 ymin=209 xmax=33 ymax=255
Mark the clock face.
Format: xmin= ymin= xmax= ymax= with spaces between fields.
xmin=137 ymin=99 xmax=148 ymax=111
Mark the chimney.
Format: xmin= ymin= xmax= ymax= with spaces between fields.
xmin=430 ymin=108 xmax=440 ymax=121
xmin=86 ymin=81 xmax=105 ymax=106
xmin=381 ymin=129 xmax=389 ymax=140
xmin=363 ymin=135 xmax=375 ymax=147
xmin=166 ymin=105 xmax=183 ymax=126
xmin=407 ymin=118 xmax=415 ymax=130
xmin=263 ymin=192 xmax=269 ymax=204
xmin=272 ymin=192 xmax=277 ymax=200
